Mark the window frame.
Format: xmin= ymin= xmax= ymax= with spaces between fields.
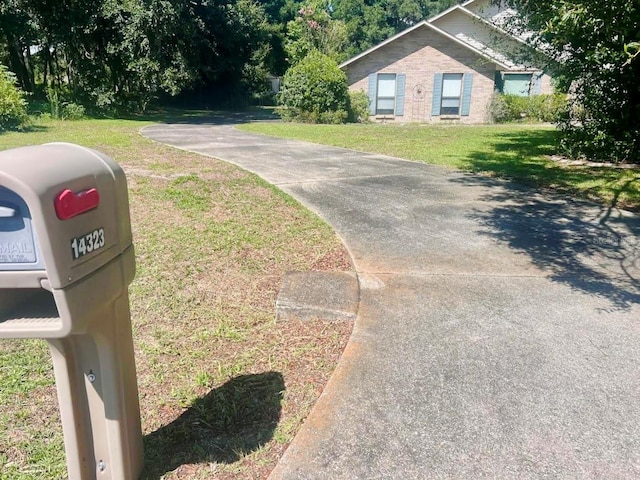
xmin=440 ymin=73 xmax=464 ymax=116
xmin=501 ymin=72 xmax=534 ymax=97
xmin=376 ymin=73 xmax=397 ymax=115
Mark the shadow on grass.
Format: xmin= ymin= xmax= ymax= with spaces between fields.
xmin=1 ymin=124 xmax=51 ymax=135
xmin=460 ymin=129 xmax=563 ymax=184
xmin=140 ymin=371 xmax=284 ymax=479
xmin=454 ymin=130 xmax=640 ymax=310
xmin=22 ymin=124 xmax=50 ymax=133
xmin=122 ymin=107 xmax=280 ymax=126
xmin=461 ymin=129 xmax=640 ymax=210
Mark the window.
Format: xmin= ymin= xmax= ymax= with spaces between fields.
xmin=368 ymin=73 xmax=406 ymax=116
xmin=501 ymin=73 xmax=533 ymax=96
xmin=441 ymin=73 xmax=463 ymax=115
xmin=376 ymin=73 xmax=397 ymax=115
xmin=432 ymin=73 xmax=473 ymax=117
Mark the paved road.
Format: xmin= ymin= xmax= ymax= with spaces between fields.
xmin=142 ymin=120 xmax=640 ymax=479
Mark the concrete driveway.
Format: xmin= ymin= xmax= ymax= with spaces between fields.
xmin=142 ymin=119 xmax=640 ymax=479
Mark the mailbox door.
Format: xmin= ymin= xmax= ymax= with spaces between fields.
xmin=0 ymin=186 xmax=45 ymax=271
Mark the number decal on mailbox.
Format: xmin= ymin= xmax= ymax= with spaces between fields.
xmin=71 ymin=228 xmax=105 ymax=260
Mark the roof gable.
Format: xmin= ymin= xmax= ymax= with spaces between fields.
xmin=430 ymin=5 xmax=528 ymax=69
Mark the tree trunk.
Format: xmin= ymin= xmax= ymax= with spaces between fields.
xmin=43 ymin=43 xmax=50 ymax=87
xmin=5 ymin=33 xmax=33 ymax=92
xmin=25 ymin=45 xmax=35 ymax=89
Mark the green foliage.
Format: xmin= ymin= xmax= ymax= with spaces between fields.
xmin=43 ymin=87 xmax=85 ymax=120
xmin=277 ymin=51 xmax=350 ymax=123
xmin=62 ymin=103 xmax=86 ymax=120
xmin=506 ymin=0 xmax=640 ymax=162
xmin=0 ymin=0 xmax=272 ymax=113
xmin=46 ymin=87 xmax=61 ymax=120
xmin=489 ymin=94 xmax=568 ymax=124
xmin=348 ymin=90 xmax=370 ymax=123
xmin=293 ymin=108 xmax=349 ymax=124
xmin=284 ymin=1 xmax=349 ymax=64
xmin=0 ymin=66 xmax=28 ymax=131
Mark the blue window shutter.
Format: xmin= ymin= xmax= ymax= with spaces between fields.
xmin=432 ymin=73 xmax=443 ymax=116
xmin=395 ymin=74 xmax=406 ymax=116
xmin=368 ymin=74 xmax=377 ymax=115
xmin=461 ymin=73 xmax=473 ymax=116
xmin=494 ymin=71 xmax=504 ymax=93
xmin=531 ymin=72 xmax=542 ymax=95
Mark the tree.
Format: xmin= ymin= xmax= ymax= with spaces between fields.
xmin=0 ymin=0 xmax=273 ymax=111
xmin=0 ymin=0 xmax=37 ymax=92
xmin=505 ymin=0 xmax=640 ymax=163
xmin=284 ymin=1 xmax=348 ymax=64
xmin=277 ymin=50 xmax=350 ymax=123
xmin=0 ymin=64 xmax=28 ymax=130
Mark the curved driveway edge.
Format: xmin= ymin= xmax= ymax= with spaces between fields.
xmin=142 ymin=121 xmax=640 ymax=479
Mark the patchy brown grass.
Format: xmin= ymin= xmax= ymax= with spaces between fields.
xmin=0 ymin=117 xmax=353 ymax=479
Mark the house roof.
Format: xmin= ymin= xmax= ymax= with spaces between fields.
xmin=339 ymin=20 xmax=513 ymax=71
xmin=430 ymin=4 xmax=530 ymax=68
xmin=427 ymin=2 xmax=468 ymax=24
xmin=457 ymin=0 xmax=535 ymax=45
xmin=339 ymin=0 xmax=542 ymax=72
xmin=432 ymin=3 xmax=503 ymax=29
xmin=429 ymin=0 xmax=502 ymax=24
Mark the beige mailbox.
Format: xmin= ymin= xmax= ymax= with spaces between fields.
xmin=0 ymin=143 xmax=143 ymax=480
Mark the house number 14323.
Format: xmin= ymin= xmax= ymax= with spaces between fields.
xmin=71 ymin=228 xmax=105 ymax=260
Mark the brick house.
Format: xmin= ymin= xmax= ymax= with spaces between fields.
xmin=340 ymin=0 xmax=553 ymax=123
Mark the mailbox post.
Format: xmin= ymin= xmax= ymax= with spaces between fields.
xmin=0 ymin=143 xmax=143 ymax=479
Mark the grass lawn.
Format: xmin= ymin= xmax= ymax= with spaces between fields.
xmin=0 ymin=117 xmax=352 ymax=479
xmin=238 ymin=123 xmax=640 ymax=212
